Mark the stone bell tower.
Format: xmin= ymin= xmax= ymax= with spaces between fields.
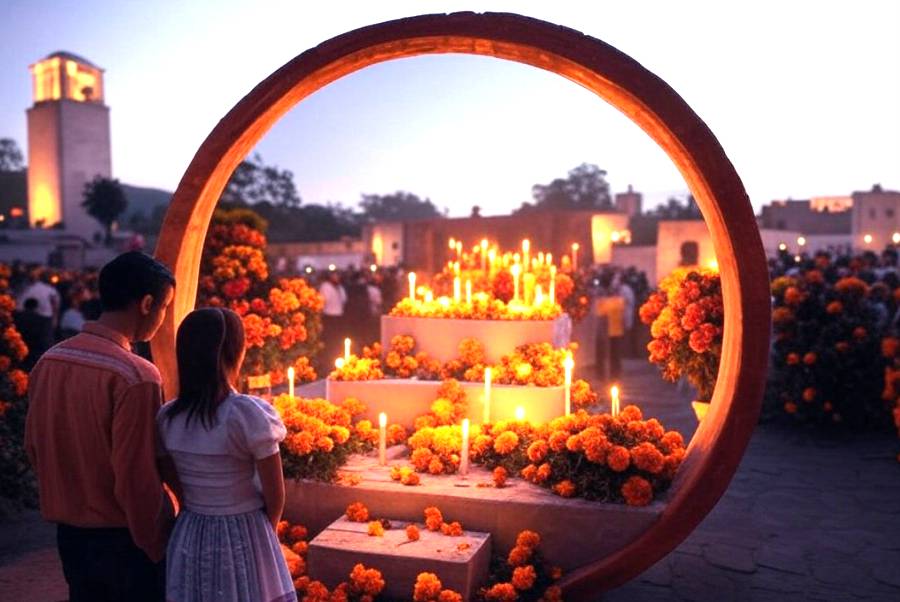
xmin=27 ymin=51 xmax=111 ymax=241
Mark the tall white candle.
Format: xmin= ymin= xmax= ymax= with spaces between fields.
xmin=510 ymin=264 xmax=521 ymax=302
xmin=287 ymin=366 xmax=295 ymax=400
xmin=563 ymin=353 xmax=574 ymax=416
xmin=480 ymin=239 xmax=488 ymax=272
xmin=611 ymin=385 xmax=620 ymax=417
xmin=465 ymin=279 xmax=472 ymax=304
xmin=571 ymin=243 xmax=580 ymax=271
xmin=343 ymin=338 xmax=351 ymax=362
xmin=534 ymin=284 xmax=544 ymax=307
xmin=453 ymin=276 xmax=461 ymax=303
xmin=378 ymin=412 xmax=387 ymax=466
xmin=460 ymin=419 xmax=470 ymax=477
xmin=522 ymin=239 xmax=530 ymax=272
xmin=483 ymin=367 xmax=492 ymax=424
xmin=408 ymin=272 xmax=416 ymax=301
xmin=550 ymin=265 xmax=557 ymax=305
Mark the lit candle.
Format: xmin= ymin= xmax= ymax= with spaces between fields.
xmin=488 ymin=248 xmax=497 ymax=275
xmin=449 ymin=237 xmax=456 ymax=250
xmin=515 ymin=406 xmax=525 ymax=421
xmin=563 ymin=352 xmax=574 ymax=416
xmin=571 ymin=243 xmax=580 ymax=271
xmin=523 ymin=272 xmax=536 ymax=306
xmin=465 ymin=279 xmax=472 ymax=304
xmin=378 ymin=412 xmax=387 ymax=465
xmin=534 ymin=284 xmax=544 ymax=307
xmin=550 ymin=265 xmax=557 ymax=305
xmin=335 ymin=357 xmax=345 ymax=370
xmin=480 ymin=239 xmax=488 ymax=272
xmin=287 ymin=366 xmax=295 ymax=400
xmin=425 ymin=290 xmax=434 ymax=303
xmin=456 ymin=241 xmax=462 ymax=260
xmin=454 ymin=261 xmax=460 ymax=276
xmin=522 ymin=239 xmax=530 ymax=272
xmin=408 ymin=272 xmax=416 ymax=301
xmin=510 ymin=264 xmax=521 ymax=302
xmin=483 ymin=367 xmax=492 ymax=424
xmin=454 ymin=276 xmax=461 ymax=303
xmin=611 ymin=385 xmax=620 ymax=417
xmin=546 ymin=252 xmax=553 ymax=266
xmin=344 ymin=337 xmax=351 ymax=362
xmin=538 ymin=251 xmax=545 ymax=265
xmin=460 ymin=418 xmax=470 ymax=477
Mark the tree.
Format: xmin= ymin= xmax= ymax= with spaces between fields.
xmin=518 ymin=163 xmax=613 ymax=213
xmin=358 ymin=191 xmax=443 ymax=222
xmin=82 ymin=175 xmax=128 ymax=245
xmin=0 ymin=138 xmax=24 ymax=172
xmin=220 ymin=153 xmax=301 ymax=208
xmin=647 ymin=194 xmax=702 ymax=219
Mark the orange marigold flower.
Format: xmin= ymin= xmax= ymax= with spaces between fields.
xmin=802 ymin=387 xmax=817 ymax=402
xmin=607 ymin=445 xmax=631 ymax=472
xmin=784 ymin=401 xmax=798 ymax=414
xmin=520 ymin=464 xmax=537 ymax=482
xmin=440 ymin=521 xmax=463 ymax=537
xmin=552 ymin=480 xmax=576 ymax=498
xmin=526 ymin=439 xmax=549 ymax=463
xmin=802 ymin=352 xmax=817 ymax=365
xmin=288 ymin=524 xmax=308 ymax=543
xmin=346 ymin=502 xmax=369 ymax=523
xmin=630 ymin=442 xmax=665 ymax=474
xmin=786 ymin=352 xmax=800 ymax=365
xmin=406 ymin=524 xmax=420 ymax=541
xmin=542 ymin=584 xmax=564 ymax=602
xmin=438 ymin=589 xmax=463 ymax=602
xmin=853 ymin=326 xmax=867 ymax=340
xmin=535 ymin=462 xmax=552 ymax=483
xmin=883 ymin=337 xmax=900 ymax=358
xmin=548 ymin=430 xmax=569 ymax=452
xmin=826 ymin=300 xmax=844 ymax=315
xmin=424 ymin=507 xmax=443 ymax=531
xmin=348 ymin=564 xmax=385 ymax=597
xmin=516 ymin=530 xmax=541 ymax=549
xmin=507 ymin=545 xmax=533 ymax=567
xmin=493 ymin=430 xmax=520 ymax=455
xmin=512 ymin=565 xmax=537 ymax=591
xmin=367 ymin=521 xmax=384 ymax=537
xmin=493 ymin=466 xmax=508 ymax=488
xmin=413 ymin=573 xmax=442 ymax=602
xmin=621 ymin=475 xmax=654 ymax=506
xmin=484 ymin=582 xmax=518 ymax=601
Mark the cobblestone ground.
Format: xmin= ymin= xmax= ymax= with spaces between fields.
xmin=2 ymin=360 xmax=898 ymax=601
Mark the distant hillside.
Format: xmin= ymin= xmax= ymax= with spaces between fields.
xmin=120 ymin=183 xmax=171 ymax=221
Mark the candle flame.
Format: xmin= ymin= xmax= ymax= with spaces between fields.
xmin=515 ymin=406 xmax=525 ymax=421
xmin=379 ymin=412 xmax=387 ymax=428
xmin=335 ymin=358 xmax=345 ymax=369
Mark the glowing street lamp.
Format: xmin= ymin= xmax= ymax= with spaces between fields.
xmin=864 ymin=234 xmax=873 ymax=245
xmin=797 ymin=236 xmax=806 ymax=247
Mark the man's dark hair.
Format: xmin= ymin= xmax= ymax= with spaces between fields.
xmin=23 ymin=298 xmax=38 ymax=311
xmin=98 ymin=252 xmax=175 ymax=312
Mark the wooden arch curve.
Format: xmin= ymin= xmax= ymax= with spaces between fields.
xmin=152 ymin=12 xmax=770 ymax=598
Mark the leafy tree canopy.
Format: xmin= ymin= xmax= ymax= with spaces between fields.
xmin=82 ymin=175 xmax=128 ymax=244
xmin=647 ymin=195 xmax=702 ymax=219
xmin=220 ymin=153 xmax=301 ymax=208
xmin=358 ymin=191 xmax=444 ymax=222
xmin=516 ymin=163 xmax=613 ymax=213
xmin=0 ymin=138 xmax=24 ymax=172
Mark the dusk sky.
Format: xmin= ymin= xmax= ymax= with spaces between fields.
xmin=1 ymin=1 xmax=898 ymax=216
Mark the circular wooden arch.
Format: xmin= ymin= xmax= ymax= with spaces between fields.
xmin=153 ymin=12 xmax=770 ymax=598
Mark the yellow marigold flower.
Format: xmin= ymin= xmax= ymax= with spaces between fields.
xmin=512 ymin=565 xmax=537 ymax=591
xmin=367 ymin=521 xmax=384 ymax=537
xmin=493 ymin=430 xmax=520 ymax=455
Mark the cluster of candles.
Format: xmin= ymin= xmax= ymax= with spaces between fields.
xmin=447 ymin=237 xmax=581 ymax=274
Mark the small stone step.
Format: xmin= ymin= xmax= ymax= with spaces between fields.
xmin=308 ymin=516 xmax=491 ymax=602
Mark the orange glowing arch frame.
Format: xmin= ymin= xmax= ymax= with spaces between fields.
xmin=153 ymin=12 xmax=770 ymax=598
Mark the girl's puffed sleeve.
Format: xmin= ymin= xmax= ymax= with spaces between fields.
xmin=227 ymin=395 xmax=288 ymax=460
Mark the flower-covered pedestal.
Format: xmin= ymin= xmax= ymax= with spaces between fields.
xmin=308 ymin=515 xmax=491 ymax=601
xmin=380 ymin=315 xmax=570 ymax=364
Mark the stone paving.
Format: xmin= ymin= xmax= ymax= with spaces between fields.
xmin=2 ymin=359 xmax=899 ymax=601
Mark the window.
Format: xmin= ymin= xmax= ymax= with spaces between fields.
xmin=887 ymin=208 xmax=895 ymax=219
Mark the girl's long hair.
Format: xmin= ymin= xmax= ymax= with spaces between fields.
xmin=165 ymin=307 xmax=245 ymax=428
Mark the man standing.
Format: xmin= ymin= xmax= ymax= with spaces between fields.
xmin=318 ymin=269 xmax=347 ymax=367
xmin=25 ymin=252 xmax=176 ymax=602
xmin=17 ymin=267 xmax=60 ymax=330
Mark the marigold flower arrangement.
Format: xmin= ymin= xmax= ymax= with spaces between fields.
xmin=273 ymin=394 xmax=374 ymax=482
xmin=482 ymin=529 xmax=563 ymax=602
xmin=766 ymin=271 xmax=887 ymax=428
xmin=390 ymin=292 xmax=562 ymax=321
xmin=0 ymin=264 xmax=34 ymax=507
xmin=199 ymin=208 xmax=323 ymax=386
xmin=639 ymin=268 xmax=723 ymax=401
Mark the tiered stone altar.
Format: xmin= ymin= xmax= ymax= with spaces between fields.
xmin=289 ymin=450 xmax=664 ymax=574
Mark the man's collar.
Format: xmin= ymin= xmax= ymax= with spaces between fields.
xmin=82 ymin=321 xmax=132 ymax=351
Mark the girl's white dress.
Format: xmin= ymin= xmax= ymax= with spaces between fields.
xmin=157 ymin=393 xmax=297 ymax=602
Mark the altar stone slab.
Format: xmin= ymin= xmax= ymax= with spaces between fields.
xmin=381 ymin=315 xmax=570 ymax=364
xmin=308 ymin=516 xmax=491 ymax=601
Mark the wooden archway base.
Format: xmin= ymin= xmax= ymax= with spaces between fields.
xmin=152 ymin=12 xmax=770 ymax=599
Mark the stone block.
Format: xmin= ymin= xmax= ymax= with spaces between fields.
xmin=381 ymin=315 xmax=569 ymax=364
xmin=308 ymin=516 xmax=491 ymax=601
